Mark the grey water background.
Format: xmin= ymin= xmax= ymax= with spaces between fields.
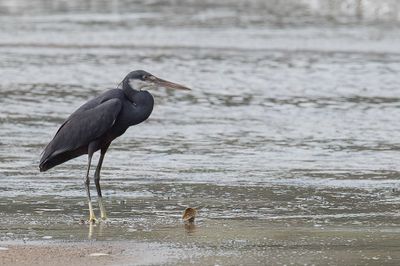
xmin=1 ymin=0 xmax=400 ymax=264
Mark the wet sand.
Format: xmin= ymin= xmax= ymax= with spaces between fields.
xmin=0 ymin=242 xmax=124 ymax=266
xmin=1 ymin=221 xmax=400 ymax=265
xmin=1 ymin=241 xmax=197 ymax=266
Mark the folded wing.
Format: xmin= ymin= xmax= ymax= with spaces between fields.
xmin=39 ymin=98 xmax=122 ymax=171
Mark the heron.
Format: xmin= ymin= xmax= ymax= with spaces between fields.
xmin=39 ymin=70 xmax=190 ymax=223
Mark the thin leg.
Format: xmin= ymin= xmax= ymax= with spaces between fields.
xmin=95 ymin=149 xmax=108 ymax=220
xmin=85 ymin=154 xmax=97 ymax=223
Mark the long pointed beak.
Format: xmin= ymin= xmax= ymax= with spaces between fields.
xmin=151 ymin=76 xmax=191 ymax=90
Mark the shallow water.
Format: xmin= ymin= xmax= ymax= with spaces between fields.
xmin=1 ymin=0 xmax=400 ymax=265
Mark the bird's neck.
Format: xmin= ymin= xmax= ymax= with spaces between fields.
xmin=122 ymin=79 xmax=139 ymax=102
xmin=130 ymin=91 xmax=154 ymax=126
xmin=121 ymin=79 xmax=154 ymax=125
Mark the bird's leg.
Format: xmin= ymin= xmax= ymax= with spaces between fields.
xmin=85 ymin=154 xmax=97 ymax=223
xmin=94 ymin=152 xmax=107 ymax=220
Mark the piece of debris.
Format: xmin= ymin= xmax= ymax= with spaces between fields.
xmin=182 ymin=207 xmax=197 ymax=223
xmin=89 ymin=253 xmax=109 ymax=257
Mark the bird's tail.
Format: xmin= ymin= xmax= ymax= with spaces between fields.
xmin=39 ymin=152 xmax=53 ymax=172
xmin=39 ymin=147 xmax=85 ymax=172
xmin=39 ymin=161 xmax=49 ymax=172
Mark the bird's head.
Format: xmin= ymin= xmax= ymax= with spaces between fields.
xmin=122 ymin=70 xmax=190 ymax=91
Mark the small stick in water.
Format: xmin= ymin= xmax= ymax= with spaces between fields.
xmin=182 ymin=207 xmax=197 ymax=223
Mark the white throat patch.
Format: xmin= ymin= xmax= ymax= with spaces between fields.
xmin=129 ymin=79 xmax=150 ymax=90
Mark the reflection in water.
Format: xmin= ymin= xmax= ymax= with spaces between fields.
xmin=183 ymin=223 xmax=196 ymax=235
xmin=88 ymin=222 xmax=94 ymax=239
xmin=87 ymin=222 xmax=106 ymax=239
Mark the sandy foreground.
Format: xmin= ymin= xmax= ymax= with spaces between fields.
xmin=0 ymin=241 xmax=182 ymax=266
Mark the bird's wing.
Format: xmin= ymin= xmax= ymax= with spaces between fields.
xmin=40 ymin=98 xmax=122 ymax=164
xmin=53 ymin=89 xmax=124 ymax=136
xmin=70 ymin=89 xmax=123 ymax=116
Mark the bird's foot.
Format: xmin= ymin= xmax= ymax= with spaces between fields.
xmin=88 ymin=218 xmax=97 ymax=224
xmin=88 ymin=214 xmax=97 ymax=224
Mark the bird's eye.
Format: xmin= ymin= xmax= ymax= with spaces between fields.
xmin=142 ymin=75 xmax=147 ymax=80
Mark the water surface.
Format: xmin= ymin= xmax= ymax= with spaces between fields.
xmin=1 ymin=0 xmax=400 ymax=265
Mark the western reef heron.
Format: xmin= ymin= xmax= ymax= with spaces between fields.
xmin=39 ymin=70 xmax=190 ymax=223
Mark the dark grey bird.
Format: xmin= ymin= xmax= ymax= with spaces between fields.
xmin=39 ymin=70 xmax=190 ymax=223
